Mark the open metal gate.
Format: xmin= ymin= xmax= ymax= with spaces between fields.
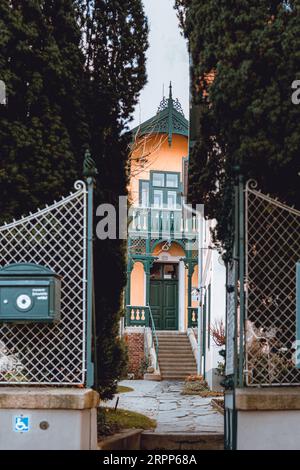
xmin=0 ymin=180 xmax=91 ymax=386
xmin=224 ymin=179 xmax=300 ymax=449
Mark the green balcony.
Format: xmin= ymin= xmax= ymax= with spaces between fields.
xmin=128 ymin=207 xmax=198 ymax=240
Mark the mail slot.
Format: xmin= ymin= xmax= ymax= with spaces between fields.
xmin=0 ymin=263 xmax=61 ymax=323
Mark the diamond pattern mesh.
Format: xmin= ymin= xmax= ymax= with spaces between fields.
xmin=0 ymin=181 xmax=87 ymax=385
xmin=129 ymin=238 xmax=146 ymax=256
xmin=245 ymin=186 xmax=300 ymax=386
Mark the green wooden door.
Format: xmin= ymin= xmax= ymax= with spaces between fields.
xmin=150 ymin=280 xmax=164 ymax=330
xmin=150 ymin=279 xmax=178 ymax=330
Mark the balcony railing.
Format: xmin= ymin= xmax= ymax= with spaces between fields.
xmin=128 ymin=207 xmax=198 ymax=239
xmin=188 ymin=307 xmax=198 ymax=328
xmin=126 ymin=305 xmax=150 ymax=327
xmin=126 ymin=305 xmax=199 ymax=330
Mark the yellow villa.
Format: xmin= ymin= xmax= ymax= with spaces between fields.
xmin=124 ymin=85 xmax=200 ymax=380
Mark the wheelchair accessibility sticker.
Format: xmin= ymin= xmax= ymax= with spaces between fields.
xmin=14 ymin=416 xmax=30 ymax=433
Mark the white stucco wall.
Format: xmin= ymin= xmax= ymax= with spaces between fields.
xmin=237 ymin=410 xmax=300 ymax=450
xmin=202 ymin=220 xmax=226 ymax=389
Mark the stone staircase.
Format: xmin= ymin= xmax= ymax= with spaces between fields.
xmin=157 ymin=331 xmax=197 ymax=380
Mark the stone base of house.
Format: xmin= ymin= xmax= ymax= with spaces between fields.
xmin=226 ymin=387 xmax=300 ymax=450
xmin=0 ymin=387 xmax=99 ymax=450
xmin=124 ymin=327 xmax=146 ymax=379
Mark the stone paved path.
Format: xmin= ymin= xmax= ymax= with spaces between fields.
xmin=105 ymin=380 xmax=223 ymax=434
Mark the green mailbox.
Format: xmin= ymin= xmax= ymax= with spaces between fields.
xmin=0 ymin=263 xmax=61 ymax=323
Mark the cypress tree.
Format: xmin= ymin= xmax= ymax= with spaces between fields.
xmin=80 ymin=0 xmax=149 ymax=399
xmin=0 ymin=0 xmax=148 ymax=399
xmin=176 ymin=0 xmax=300 ymax=252
xmin=42 ymin=0 xmax=90 ymax=174
xmin=0 ymin=0 xmax=85 ymax=223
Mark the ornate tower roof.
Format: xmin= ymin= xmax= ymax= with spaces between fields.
xmin=131 ymin=83 xmax=189 ymax=146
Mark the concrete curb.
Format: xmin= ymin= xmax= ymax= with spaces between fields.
xmin=98 ymin=429 xmax=143 ymax=450
xmin=211 ymin=398 xmax=224 ymax=415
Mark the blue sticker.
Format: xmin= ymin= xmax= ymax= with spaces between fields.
xmin=14 ymin=416 xmax=30 ymax=433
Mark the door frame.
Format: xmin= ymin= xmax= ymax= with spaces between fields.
xmin=149 ymin=261 xmax=180 ymax=331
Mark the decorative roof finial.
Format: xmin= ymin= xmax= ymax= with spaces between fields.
xmin=157 ymin=82 xmax=184 ymax=116
xmin=169 ymin=81 xmax=173 ymax=100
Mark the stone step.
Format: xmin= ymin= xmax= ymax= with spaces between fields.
xmin=160 ymin=370 xmax=196 ymax=375
xmin=159 ymin=350 xmax=193 ymax=355
xmin=140 ymin=432 xmax=224 ymax=451
xmin=159 ymin=348 xmax=194 ymax=353
xmin=160 ymin=372 xmax=191 ymax=376
xmin=160 ymin=366 xmax=192 ymax=370
xmin=159 ymin=363 xmax=196 ymax=369
xmin=159 ymin=354 xmax=194 ymax=358
xmin=160 ymin=364 xmax=197 ymax=370
xmin=160 ymin=375 xmax=194 ymax=380
xmin=160 ymin=365 xmax=196 ymax=370
xmin=157 ymin=332 xmax=196 ymax=379
xmin=157 ymin=338 xmax=188 ymax=341
xmin=160 ymin=375 xmax=196 ymax=379
xmin=157 ymin=334 xmax=188 ymax=338
xmin=160 ymin=360 xmax=196 ymax=366
xmin=157 ymin=336 xmax=189 ymax=340
xmin=159 ymin=340 xmax=190 ymax=344
xmin=158 ymin=335 xmax=189 ymax=340
xmin=159 ymin=349 xmax=191 ymax=352
xmin=157 ymin=333 xmax=188 ymax=337
xmin=156 ymin=331 xmax=187 ymax=335
xmin=158 ymin=355 xmax=195 ymax=361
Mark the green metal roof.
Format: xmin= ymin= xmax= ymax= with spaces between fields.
xmin=131 ymin=83 xmax=189 ymax=146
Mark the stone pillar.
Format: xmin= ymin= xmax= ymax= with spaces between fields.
xmin=187 ymin=269 xmax=192 ymax=310
xmin=126 ymin=260 xmax=133 ymax=307
xmin=145 ymin=261 xmax=151 ymax=307
xmin=126 ymin=240 xmax=133 ymax=307
xmin=225 ymin=387 xmax=300 ymax=450
xmin=0 ymin=388 xmax=99 ymax=450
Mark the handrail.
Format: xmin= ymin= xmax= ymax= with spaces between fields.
xmin=147 ymin=303 xmax=159 ymax=369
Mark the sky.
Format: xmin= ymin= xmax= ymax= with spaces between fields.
xmin=131 ymin=0 xmax=189 ymax=129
